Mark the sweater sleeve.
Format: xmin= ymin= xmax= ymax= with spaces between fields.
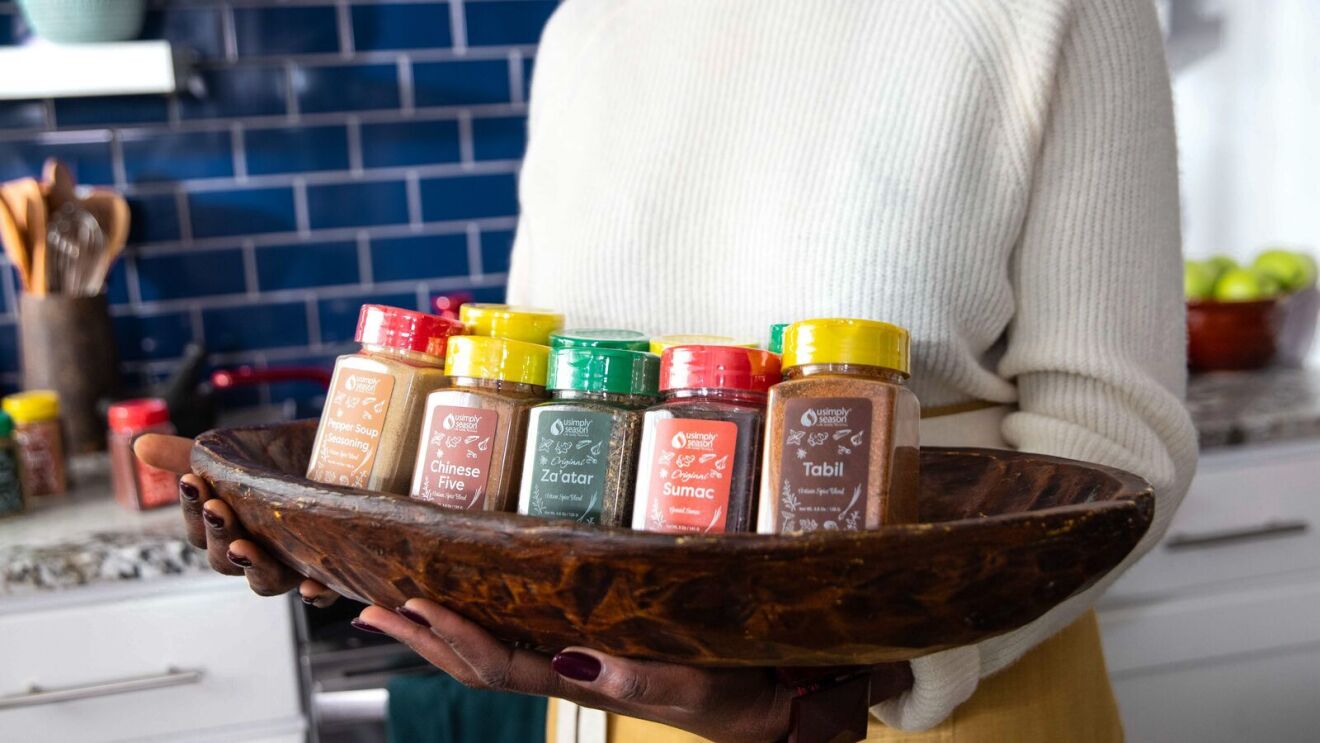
xmin=871 ymin=0 xmax=1198 ymax=730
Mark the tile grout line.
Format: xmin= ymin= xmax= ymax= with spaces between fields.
xmin=109 ymin=131 xmax=129 ymax=190
xmin=414 ymin=282 xmax=430 ymax=313
xmin=306 ymin=295 xmax=322 ymax=347
xmin=450 ymin=0 xmax=468 ymax=54
xmin=356 ymin=229 xmax=373 ymax=285
xmin=457 ymin=110 xmax=475 ymax=164
xmin=405 ymin=171 xmax=424 ymax=230
xmin=284 ymin=60 xmax=301 ymax=121
xmin=190 ymin=305 xmax=206 ymax=345
xmin=119 ymin=158 xmax=520 ymax=196
xmin=346 ymin=116 xmax=365 ymax=173
xmin=336 ymin=0 xmax=356 ymax=57
xmin=508 ymin=49 xmax=525 ymax=105
xmin=293 ymin=178 xmax=311 ymax=235
xmin=242 ymin=239 xmax=260 ymax=295
xmin=221 ymin=4 xmax=239 ymax=61
xmin=231 ymin=123 xmax=248 ymax=181
xmin=174 ymin=188 xmax=194 ymax=243
xmin=125 ymin=255 xmax=144 ymax=305
xmin=466 ymin=222 xmax=483 ymax=277
xmin=397 ymin=56 xmax=416 ymax=113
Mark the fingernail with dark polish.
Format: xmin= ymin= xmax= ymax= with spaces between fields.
xmin=551 ymin=652 xmax=601 ymax=682
xmin=202 ymin=509 xmax=224 ymax=529
xmin=227 ymin=550 xmax=253 ymax=568
xmin=179 ymin=481 xmax=199 ymax=502
xmin=396 ymin=605 xmax=430 ymax=628
xmin=301 ymin=594 xmax=317 ymax=606
xmin=351 ymin=618 xmax=385 ymax=635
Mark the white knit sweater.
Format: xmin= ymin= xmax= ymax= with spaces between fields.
xmin=506 ymin=0 xmax=1198 ymax=731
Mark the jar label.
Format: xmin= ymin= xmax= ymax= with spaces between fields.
xmin=643 ymin=418 xmax=737 ymax=533
xmin=414 ymin=405 xmax=499 ymax=510
xmin=524 ymin=410 xmax=613 ymax=524
xmin=135 ymin=461 xmax=180 ymax=509
xmin=776 ymin=397 xmax=872 ymax=532
xmin=15 ymin=422 xmax=65 ymax=496
xmin=308 ymin=368 xmax=395 ymax=488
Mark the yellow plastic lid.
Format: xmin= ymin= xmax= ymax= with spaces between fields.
xmin=649 ymin=334 xmax=759 ymax=356
xmin=3 ymin=390 xmax=61 ymax=424
xmin=781 ymin=318 xmax=910 ymax=376
xmin=444 ymin=335 xmax=550 ymax=386
xmin=458 ymin=304 xmax=565 ymax=346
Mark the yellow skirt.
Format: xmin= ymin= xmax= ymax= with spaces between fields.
xmin=547 ymin=611 xmax=1123 ymax=742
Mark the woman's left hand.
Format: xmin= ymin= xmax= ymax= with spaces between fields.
xmin=360 ymin=600 xmax=794 ymax=743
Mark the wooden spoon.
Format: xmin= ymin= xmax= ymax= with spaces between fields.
xmin=81 ymin=189 xmax=131 ymax=294
xmin=14 ymin=179 xmax=48 ymax=295
xmin=0 ymin=197 xmax=31 ymax=291
xmin=0 ymin=182 xmax=30 ymax=239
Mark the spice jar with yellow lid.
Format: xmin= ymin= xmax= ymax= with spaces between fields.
xmin=459 ymin=303 xmax=565 ymax=345
xmin=649 ymin=334 xmax=759 ymax=356
xmin=411 ymin=335 xmax=550 ymax=512
xmin=2 ymin=390 xmax=68 ymax=497
xmin=307 ymin=304 xmax=466 ymax=494
xmin=757 ymin=318 xmax=920 ymax=533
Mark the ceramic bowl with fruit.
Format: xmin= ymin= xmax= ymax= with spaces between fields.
xmin=1185 ymin=249 xmax=1318 ymax=372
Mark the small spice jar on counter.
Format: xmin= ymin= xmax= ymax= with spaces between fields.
xmin=107 ymin=398 xmax=179 ymax=510
xmin=2 ymin=390 xmax=67 ymax=497
xmin=459 ymin=304 xmax=565 ymax=345
xmin=410 ymin=336 xmax=549 ymax=512
xmin=758 ymin=318 xmax=920 ymax=534
xmin=649 ymin=334 xmax=759 ymax=356
xmin=0 ymin=411 xmax=24 ymax=517
xmin=307 ymin=305 xmax=465 ymax=494
xmin=518 ymin=347 xmax=659 ymax=526
xmin=550 ymin=329 xmax=651 ymax=352
xmin=632 ymin=345 xmax=781 ymax=534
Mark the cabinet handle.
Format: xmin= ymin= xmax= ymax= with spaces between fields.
xmin=0 ymin=667 xmax=204 ymax=710
xmin=1165 ymin=520 xmax=1309 ymax=550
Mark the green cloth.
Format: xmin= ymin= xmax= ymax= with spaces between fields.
xmin=387 ymin=673 xmax=547 ymax=743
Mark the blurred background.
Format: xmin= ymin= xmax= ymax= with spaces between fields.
xmin=2 ymin=1 xmax=1319 ymax=742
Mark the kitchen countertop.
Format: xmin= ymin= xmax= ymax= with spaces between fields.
xmin=1187 ymin=366 xmax=1320 ymax=449
xmin=0 ymin=456 xmax=206 ymax=596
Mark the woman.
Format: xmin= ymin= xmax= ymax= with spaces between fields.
xmin=141 ymin=0 xmax=1197 ymax=739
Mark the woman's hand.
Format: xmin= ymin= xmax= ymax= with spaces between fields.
xmin=134 ymin=434 xmax=339 ymax=606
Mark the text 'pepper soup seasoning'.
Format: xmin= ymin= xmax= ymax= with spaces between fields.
xmin=410 ymin=335 xmax=550 ymax=512
xmin=758 ymin=319 xmax=920 ymax=533
xmin=307 ymin=305 xmax=466 ymax=495
xmin=518 ymin=347 xmax=659 ymax=526
xmin=632 ymin=345 xmax=782 ymax=534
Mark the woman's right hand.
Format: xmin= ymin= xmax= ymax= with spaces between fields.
xmin=135 ymin=434 xmax=340 ymax=607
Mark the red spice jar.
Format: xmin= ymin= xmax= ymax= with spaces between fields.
xmin=632 ymin=345 xmax=781 ymax=534
xmin=108 ymin=398 xmax=179 ymax=510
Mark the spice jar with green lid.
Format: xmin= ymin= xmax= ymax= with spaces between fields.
xmin=459 ymin=303 xmax=565 ymax=345
xmin=0 ymin=410 xmax=24 ymax=518
xmin=758 ymin=318 xmax=920 ymax=534
xmin=550 ymin=329 xmax=651 ymax=352
xmin=767 ymin=323 xmax=790 ymax=355
xmin=518 ymin=347 xmax=659 ymax=526
xmin=307 ymin=304 xmax=466 ymax=495
xmin=411 ymin=335 xmax=550 ymax=512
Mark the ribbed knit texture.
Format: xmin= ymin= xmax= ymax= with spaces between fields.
xmin=508 ymin=0 xmax=1198 ymax=731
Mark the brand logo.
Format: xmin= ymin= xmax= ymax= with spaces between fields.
xmin=801 ymin=407 xmax=850 ymax=427
xmin=670 ymin=432 xmax=687 ymax=449
xmin=550 ymin=419 xmax=565 ymax=436
xmin=344 ymin=374 xmax=380 ymax=394
xmin=550 ymin=417 xmax=593 ymax=437
xmin=441 ymin=412 xmax=482 ymax=433
xmin=671 ymin=430 xmax=718 ymax=451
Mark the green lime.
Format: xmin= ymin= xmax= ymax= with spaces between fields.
xmin=1214 ymin=267 xmax=1266 ymax=302
xmin=1184 ymin=260 xmax=1217 ymax=299
xmin=1253 ymin=249 xmax=1310 ymax=292
xmin=1205 ymin=255 xmax=1238 ymax=281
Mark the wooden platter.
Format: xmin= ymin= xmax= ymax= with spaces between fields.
xmin=192 ymin=421 xmax=1153 ymax=667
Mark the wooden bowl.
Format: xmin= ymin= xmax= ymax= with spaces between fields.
xmin=193 ymin=422 xmax=1154 ymax=667
xmin=1187 ymin=298 xmax=1282 ymax=371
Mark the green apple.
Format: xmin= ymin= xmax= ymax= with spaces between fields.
xmin=1253 ymin=249 xmax=1310 ymax=291
xmin=1184 ymin=260 xmax=1217 ymax=299
xmin=1205 ymin=255 xmax=1238 ymax=281
xmin=1295 ymin=251 xmax=1317 ymax=288
xmin=1255 ymin=271 xmax=1283 ymax=297
xmin=1213 ymin=267 xmax=1267 ymax=301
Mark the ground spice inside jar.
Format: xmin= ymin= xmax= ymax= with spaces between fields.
xmin=518 ymin=347 xmax=658 ymax=526
xmin=758 ymin=319 xmax=920 ymax=533
xmin=307 ymin=305 xmax=465 ymax=495
xmin=459 ymin=303 xmax=565 ymax=345
xmin=107 ymin=398 xmax=179 ymax=510
xmin=411 ymin=335 xmax=550 ymax=512
xmin=633 ymin=345 xmax=782 ymax=534
xmin=3 ymin=390 xmax=67 ymax=497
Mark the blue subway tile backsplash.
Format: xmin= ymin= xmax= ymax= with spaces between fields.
xmin=0 ymin=0 xmax=554 ymax=404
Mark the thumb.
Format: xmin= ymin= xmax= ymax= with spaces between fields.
xmin=550 ymin=648 xmax=707 ymax=710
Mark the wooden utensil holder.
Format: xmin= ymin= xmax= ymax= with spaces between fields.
xmin=19 ymin=293 xmax=119 ymax=453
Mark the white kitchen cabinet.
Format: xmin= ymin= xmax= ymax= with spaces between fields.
xmin=1099 ymin=440 xmax=1320 ymax=743
xmin=0 ymin=576 xmax=304 ymax=743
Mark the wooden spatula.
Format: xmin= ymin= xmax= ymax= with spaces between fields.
xmin=0 ymin=197 xmax=31 ymax=291
xmin=14 ymin=179 xmax=48 ymax=295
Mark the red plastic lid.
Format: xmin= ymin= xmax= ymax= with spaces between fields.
xmin=108 ymin=398 xmax=170 ymax=432
xmin=356 ymin=304 xmax=466 ymax=359
xmin=660 ymin=345 xmax=782 ymax=393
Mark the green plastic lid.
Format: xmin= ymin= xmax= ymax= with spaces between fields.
xmin=547 ymin=347 xmax=660 ymax=397
xmin=550 ymin=329 xmax=651 ymax=352
xmin=0 ymin=410 xmax=11 ymax=438
xmin=768 ymin=323 xmax=790 ymax=355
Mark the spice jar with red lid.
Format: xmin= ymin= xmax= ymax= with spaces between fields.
xmin=307 ymin=304 xmax=466 ymax=495
xmin=108 ymin=398 xmax=179 ymax=510
xmin=631 ymin=345 xmax=782 ymax=534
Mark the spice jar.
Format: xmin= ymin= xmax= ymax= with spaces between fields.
xmin=308 ymin=305 xmax=465 ymax=494
xmin=758 ymin=319 xmax=920 ymax=533
xmin=649 ymin=334 xmax=759 ymax=356
xmin=107 ymin=398 xmax=179 ymax=510
xmin=550 ymin=329 xmax=651 ymax=352
xmin=0 ymin=411 xmax=24 ymax=518
xmin=632 ymin=345 xmax=781 ymax=534
xmin=518 ymin=347 xmax=658 ymax=526
xmin=767 ymin=323 xmax=789 ymax=355
xmin=2 ymin=391 xmax=67 ymax=497
xmin=459 ymin=303 xmax=565 ymax=345
xmin=411 ymin=335 xmax=549 ymax=512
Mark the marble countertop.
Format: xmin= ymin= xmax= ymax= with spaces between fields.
xmin=1187 ymin=366 xmax=1320 ymax=449
xmin=0 ymin=456 xmax=207 ymax=596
